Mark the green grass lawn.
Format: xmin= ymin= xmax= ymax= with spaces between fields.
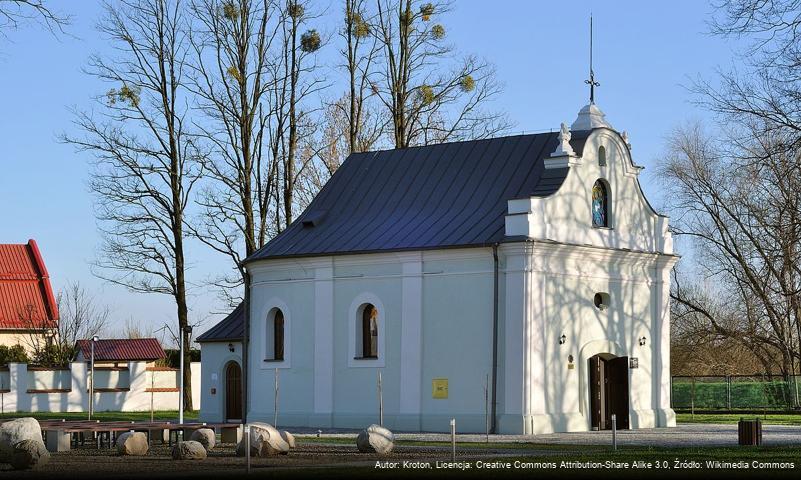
xmin=677 ymin=413 xmax=801 ymax=425
xmin=0 ymin=410 xmax=198 ymax=422
xmin=234 ymin=445 xmax=801 ymax=479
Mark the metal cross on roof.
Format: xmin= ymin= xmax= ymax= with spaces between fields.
xmin=585 ymin=15 xmax=600 ymax=104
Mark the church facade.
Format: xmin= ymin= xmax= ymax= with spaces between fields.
xmin=198 ymin=103 xmax=677 ymax=435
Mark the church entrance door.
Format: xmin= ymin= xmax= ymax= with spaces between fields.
xmin=589 ymin=354 xmax=630 ymax=430
xmin=225 ymin=361 xmax=243 ymax=422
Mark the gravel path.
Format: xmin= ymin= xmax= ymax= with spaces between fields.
xmin=293 ymin=423 xmax=801 ymax=447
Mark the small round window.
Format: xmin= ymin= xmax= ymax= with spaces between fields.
xmin=593 ymin=292 xmax=610 ymax=310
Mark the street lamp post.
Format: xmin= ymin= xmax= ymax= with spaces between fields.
xmin=89 ymin=335 xmax=99 ymax=420
xmin=179 ymin=325 xmax=193 ymax=425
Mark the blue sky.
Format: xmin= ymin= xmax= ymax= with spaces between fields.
xmin=0 ymin=1 xmax=739 ymax=340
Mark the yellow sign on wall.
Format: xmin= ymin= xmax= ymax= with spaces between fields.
xmin=432 ymin=378 xmax=448 ymax=399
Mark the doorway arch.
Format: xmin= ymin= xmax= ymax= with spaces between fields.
xmin=225 ymin=361 xmax=243 ymax=421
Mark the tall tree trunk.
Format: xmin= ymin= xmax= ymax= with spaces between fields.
xmin=346 ymin=0 xmax=357 ymax=152
xmin=63 ymin=0 xmax=197 ymax=411
xmin=175 ymin=234 xmax=192 ymax=411
xmin=284 ymin=12 xmax=299 ymax=228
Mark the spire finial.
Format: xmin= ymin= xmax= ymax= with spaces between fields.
xmin=584 ymin=15 xmax=600 ymax=104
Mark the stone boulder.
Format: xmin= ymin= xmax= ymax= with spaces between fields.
xmin=10 ymin=439 xmax=50 ymax=470
xmin=280 ymin=430 xmax=295 ymax=449
xmin=190 ymin=428 xmax=216 ymax=451
xmin=116 ymin=431 xmax=149 ymax=456
xmin=235 ymin=422 xmax=289 ymax=457
xmin=356 ymin=424 xmax=394 ymax=454
xmin=171 ymin=440 xmax=206 ymax=460
xmin=0 ymin=418 xmax=45 ymax=463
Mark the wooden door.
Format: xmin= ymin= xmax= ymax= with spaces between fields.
xmin=589 ymin=355 xmax=604 ymax=430
xmin=607 ymin=356 xmax=630 ymax=429
xmin=225 ymin=362 xmax=242 ymax=421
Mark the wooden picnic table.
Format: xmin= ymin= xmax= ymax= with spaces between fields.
xmin=39 ymin=420 xmax=242 ymax=452
xmin=2 ymin=417 xmax=241 ymax=452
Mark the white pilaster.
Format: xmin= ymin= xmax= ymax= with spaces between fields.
xmin=126 ymin=361 xmax=147 ymax=412
xmin=313 ymin=259 xmax=334 ymax=419
xmin=527 ymin=251 xmax=547 ymax=419
xmin=7 ymin=363 xmax=26 ymax=412
xmin=69 ymin=361 xmax=87 ymax=413
xmin=399 ymin=252 xmax=423 ymax=419
xmin=499 ymin=243 xmax=534 ymax=433
xmin=654 ymin=255 xmax=678 ymax=426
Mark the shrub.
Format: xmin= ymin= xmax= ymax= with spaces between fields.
xmin=0 ymin=345 xmax=29 ymax=365
xmin=158 ymin=348 xmax=201 ymax=368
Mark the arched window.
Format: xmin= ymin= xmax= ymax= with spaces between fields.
xmin=361 ymin=304 xmax=378 ymax=358
xmin=266 ymin=308 xmax=285 ymax=361
xmin=598 ymin=146 xmax=607 ymax=166
xmin=273 ymin=310 xmax=284 ymax=361
xmin=592 ymin=180 xmax=609 ymax=227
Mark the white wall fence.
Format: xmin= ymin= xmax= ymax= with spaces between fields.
xmin=0 ymin=362 xmax=201 ymax=413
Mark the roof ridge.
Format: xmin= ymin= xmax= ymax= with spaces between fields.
xmin=0 ymin=239 xmax=59 ymax=329
xmin=365 ymin=131 xmax=554 ymax=155
xmin=26 ymin=240 xmax=59 ymax=322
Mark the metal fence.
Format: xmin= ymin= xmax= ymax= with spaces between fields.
xmin=671 ymin=375 xmax=801 ymax=411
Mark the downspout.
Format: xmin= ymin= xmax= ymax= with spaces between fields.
xmin=242 ymin=267 xmax=251 ymax=424
xmin=491 ymin=243 xmax=500 ymax=433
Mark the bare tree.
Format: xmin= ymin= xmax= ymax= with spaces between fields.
xmin=699 ymin=0 xmax=801 ymax=156
xmin=294 ymin=95 xmax=383 ymax=209
xmin=0 ymin=0 xmax=70 ymax=36
xmin=187 ymin=0 xmax=283 ymax=302
xmin=21 ymin=282 xmax=109 ymax=367
xmin=277 ymin=0 xmax=324 ymax=228
xmin=670 ymin=268 xmax=786 ymax=376
xmin=372 ymin=0 xmax=509 ymax=148
xmin=121 ymin=317 xmax=156 ymax=339
xmin=63 ymin=0 xmax=199 ymax=410
xmin=340 ymin=0 xmax=383 ymax=153
xmin=663 ymin=0 xmax=801 ymax=395
xmin=661 ymin=123 xmax=801 ymax=388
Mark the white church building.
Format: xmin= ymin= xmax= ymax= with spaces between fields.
xmin=197 ymin=101 xmax=677 ymax=435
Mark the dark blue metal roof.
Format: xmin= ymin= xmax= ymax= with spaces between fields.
xmin=196 ymin=303 xmax=244 ymax=343
xmin=246 ymin=131 xmax=589 ymax=262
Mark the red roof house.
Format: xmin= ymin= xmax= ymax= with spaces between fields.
xmin=0 ymin=239 xmax=59 ymax=331
xmin=75 ymin=338 xmax=166 ymax=363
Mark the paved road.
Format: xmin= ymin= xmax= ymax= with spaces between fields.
xmin=293 ymin=424 xmax=801 ymax=447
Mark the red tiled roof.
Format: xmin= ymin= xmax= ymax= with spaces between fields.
xmin=76 ymin=338 xmax=166 ymax=362
xmin=0 ymin=240 xmax=59 ymax=330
